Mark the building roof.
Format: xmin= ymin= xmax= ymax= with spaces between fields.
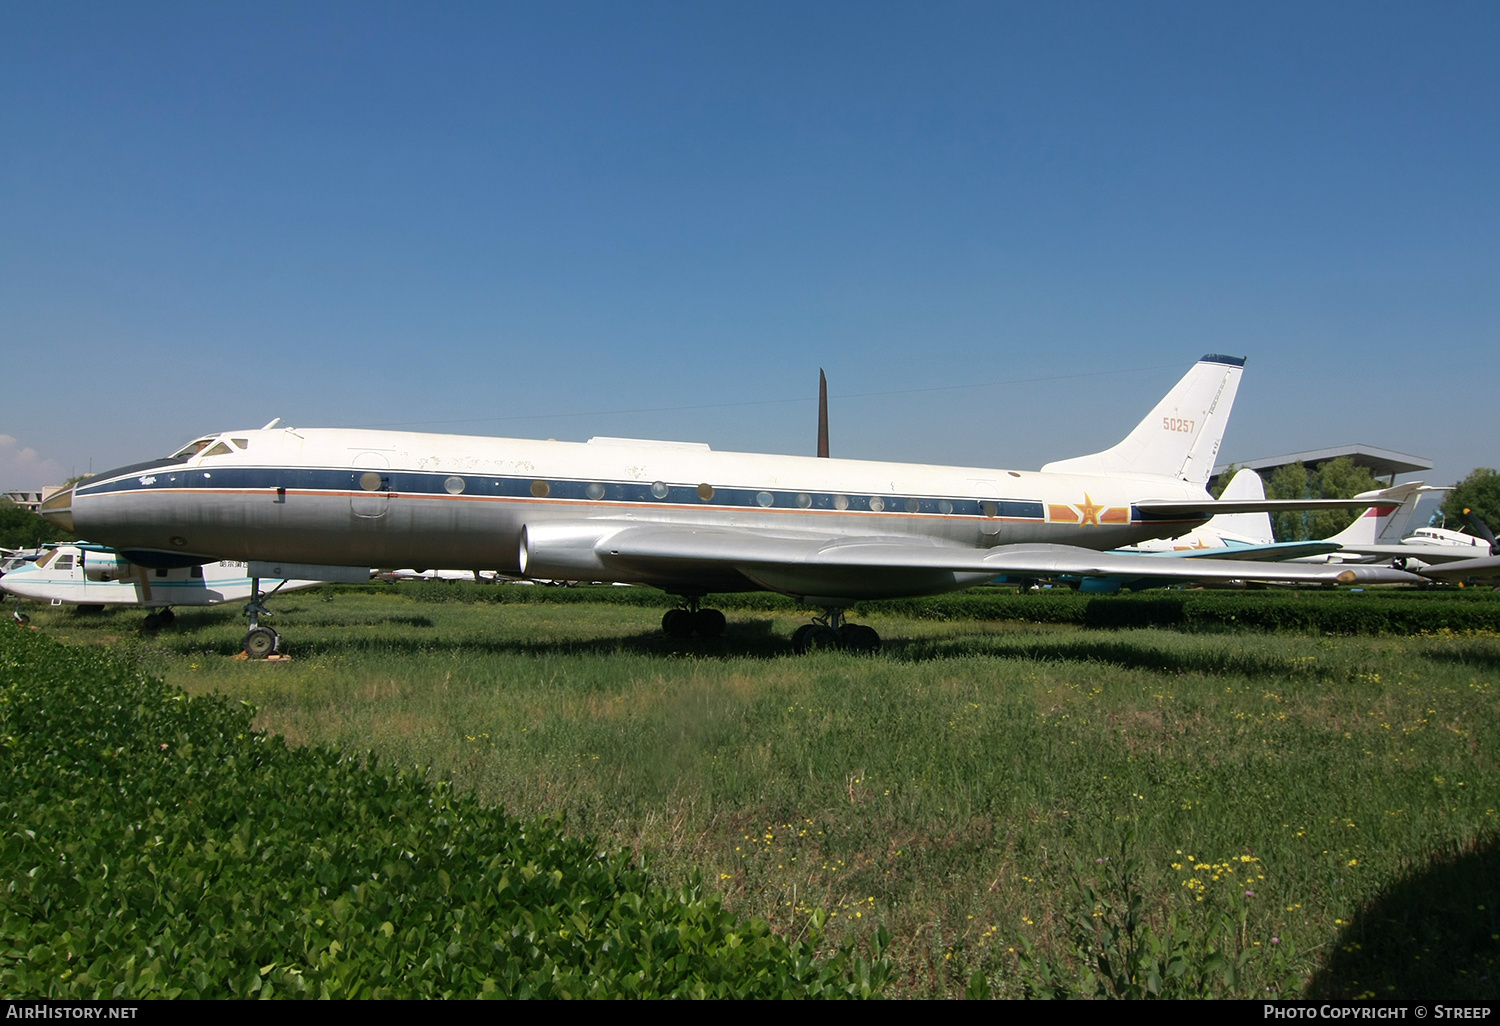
xmin=1212 ymin=445 xmax=1432 ymax=483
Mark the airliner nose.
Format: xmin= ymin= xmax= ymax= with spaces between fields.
xmin=38 ymin=485 xmax=75 ymax=533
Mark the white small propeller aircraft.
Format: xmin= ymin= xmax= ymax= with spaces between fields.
xmin=0 ymin=541 xmax=326 ymax=629
xmin=40 ymin=355 xmax=1419 ymax=655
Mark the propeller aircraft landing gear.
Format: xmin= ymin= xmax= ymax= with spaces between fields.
xmin=242 ymin=576 xmax=288 ymax=659
xmin=793 ymin=608 xmax=880 ymax=654
xmin=142 ymin=607 xmax=176 ymax=630
xmin=662 ymin=598 xmax=727 ymax=639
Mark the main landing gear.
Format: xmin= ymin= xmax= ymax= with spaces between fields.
xmin=142 ymin=607 xmax=176 ymax=630
xmin=792 ymin=608 xmax=880 ymax=654
xmin=242 ymin=576 xmax=290 ymax=658
xmin=661 ymin=598 xmax=727 ymax=639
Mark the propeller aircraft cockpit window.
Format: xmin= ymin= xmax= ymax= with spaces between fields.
xmin=201 ymin=442 xmax=234 ymax=458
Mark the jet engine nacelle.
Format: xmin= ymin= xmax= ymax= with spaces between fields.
xmin=518 ymin=522 xmax=625 ymax=581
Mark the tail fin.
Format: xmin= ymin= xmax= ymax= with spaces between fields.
xmin=1203 ymin=468 xmax=1274 ymax=544
xmin=1041 ymin=355 xmax=1244 ymax=485
xmin=1326 ymin=481 xmax=1429 ymax=546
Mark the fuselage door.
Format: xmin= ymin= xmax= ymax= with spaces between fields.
xmin=351 ymin=451 xmax=392 ymax=519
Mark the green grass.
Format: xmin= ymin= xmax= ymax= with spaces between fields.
xmin=19 ymin=587 xmax=1500 ymax=998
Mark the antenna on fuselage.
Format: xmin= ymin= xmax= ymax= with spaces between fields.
xmin=261 ymin=418 xmax=282 ymax=430
xmin=817 ymin=369 xmax=830 ymax=458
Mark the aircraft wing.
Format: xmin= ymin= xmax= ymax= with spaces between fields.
xmin=1311 ymin=543 xmax=1490 ymax=566
xmin=1417 ymin=555 xmax=1500 ymax=584
xmin=579 ymin=524 xmax=1420 ymax=591
xmin=1167 ymin=541 xmax=1342 ymax=562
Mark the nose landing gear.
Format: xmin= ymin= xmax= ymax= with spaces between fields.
xmin=242 ymin=577 xmax=289 ymax=658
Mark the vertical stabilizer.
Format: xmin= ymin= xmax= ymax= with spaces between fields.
xmin=1041 ymin=355 xmax=1244 ymax=485
xmin=1203 ymin=468 xmax=1274 ymax=544
xmin=1327 ymin=482 xmax=1429 ymax=546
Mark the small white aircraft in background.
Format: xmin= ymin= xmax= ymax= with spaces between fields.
xmin=0 ymin=541 xmax=326 ymax=630
xmin=42 ymin=355 xmax=1419 ymax=655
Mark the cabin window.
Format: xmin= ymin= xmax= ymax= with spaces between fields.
xmin=697 ymin=483 xmax=714 ymax=501
xmin=191 ymin=565 xmax=204 ymax=578
xmin=155 ymin=568 xmax=169 ymax=578
xmin=530 ymin=480 xmax=550 ymax=498
xmin=359 ymin=472 xmax=383 ymax=491
xmin=54 ymin=555 xmax=74 ymax=570
xmin=795 ymin=493 xmax=812 ymax=509
xmin=586 ymin=482 xmax=606 ymax=501
xmin=833 ymin=494 xmax=850 ymax=511
xmin=868 ymin=496 xmax=885 ymax=512
xmin=904 ymin=498 xmax=920 ymax=513
xmin=201 ymin=442 xmax=234 ymax=458
xmin=651 ymin=481 xmax=670 ymax=499
xmin=938 ymin=500 xmax=954 ymax=514
xmin=982 ymin=501 xmax=998 ymax=518
xmin=445 ymin=476 xmax=466 ymax=495
xmin=756 ymin=491 xmax=774 ymax=508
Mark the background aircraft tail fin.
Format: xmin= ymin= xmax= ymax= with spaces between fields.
xmin=1041 ymin=355 xmax=1244 ymax=485
xmin=1203 ymin=468 xmax=1275 ymax=544
xmin=1327 ymin=481 xmax=1429 ymax=546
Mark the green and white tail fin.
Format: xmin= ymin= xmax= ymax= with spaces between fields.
xmin=1041 ymin=354 xmax=1244 ymax=486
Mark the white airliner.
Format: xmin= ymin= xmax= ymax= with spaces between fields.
xmin=40 ymin=355 xmax=1419 ymax=655
xmin=0 ymin=541 xmax=324 ymax=629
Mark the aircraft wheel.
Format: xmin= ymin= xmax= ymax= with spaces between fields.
xmin=662 ymin=608 xmax=694 ymax=639
xmin=11 ymin=610 xmax=29 ymax=627
xmin=692 ymin=608 xmax=726 ymax=638
xmin=75 ymin=604 xmax=106 ymax=615
xmin=142 ymin=612 xmax=163 ymax=630
xmin=244 ymin=626 xmax=280 ymax=659
xmin=791 ymin=624 xmax=815 ymax=652
xmin=157 ymin=607 xmax=176 ymax=625
xmin=839 ymin=624 xmax=880 ymax=653
xmin=793 ymin=624 xmax=840 ymax=654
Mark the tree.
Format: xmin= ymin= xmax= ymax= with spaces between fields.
xmin=1264 ymin=457 xmax=1382 ymax=542
xmin=0 ymin=499 xmax=74 ymax=550
xmin=1438 ymin=468 xmax=1500 ymax=536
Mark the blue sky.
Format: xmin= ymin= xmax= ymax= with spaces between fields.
xmin=3 ymin=2 xmax=1496 ymax=490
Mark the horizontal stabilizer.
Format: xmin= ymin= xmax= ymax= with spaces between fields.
xmin=1134 ymin=497 xmax=1389 ymax=518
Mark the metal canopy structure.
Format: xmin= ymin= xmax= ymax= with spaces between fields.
xmin=1211 ymin=444 xmax=1433 ymax=489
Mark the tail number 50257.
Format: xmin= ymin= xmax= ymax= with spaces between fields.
xmin=1163 ymin=418 xmax=1195 ymax=433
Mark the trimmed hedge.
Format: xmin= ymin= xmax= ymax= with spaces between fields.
xmin=350 ymin=581 xmax=1500 ymax=635
xmin=1082 ymin=592 xmax=1500 ymax=634
xmin=0 ymin=627 xmax=888 ymax=998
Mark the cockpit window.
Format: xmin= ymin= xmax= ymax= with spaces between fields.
xmin=33 ymin=550 xmax=57 ymax=569
xmin=201 ymin=442 xmax=234 ymax=458
xmin=230 ymin=438 xmax=249 ymax=449
xmin=171 ymin=437 xmax=217 ymax=459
